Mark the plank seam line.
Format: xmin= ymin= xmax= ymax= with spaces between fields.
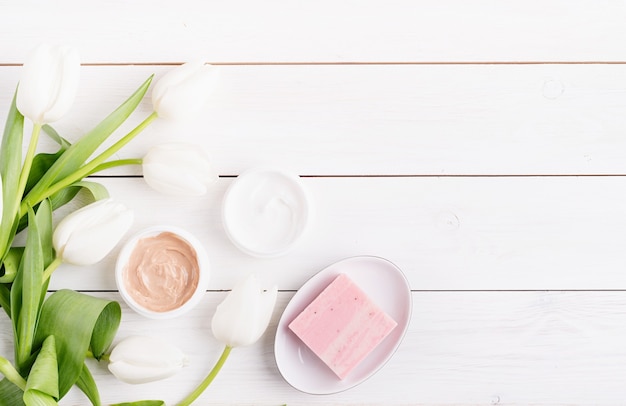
xmin=3 ymin=61 xmax=626 ymax=67
xmin=88 ymin=174 xmax=626 ymax=179
xmin=54 ymin=289 xmax=626 ymax=293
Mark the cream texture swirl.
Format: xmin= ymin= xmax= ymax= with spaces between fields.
xmin=123 ymin=232 xmax=200 ymax=312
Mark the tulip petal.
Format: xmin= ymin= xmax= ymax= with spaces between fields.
xmin=109 ymin=336 xmax=188 ymax=368
xmin=109 ymin=361 xmax=183 ymax=385
xmin=16 ymin=44 xmax=80 ymax=124
xmin=152 ymin=62 xmax=219 ymax=120
xmin=152 ymin=61 xmax=204 ymax=102
xmin=142 ymin=143 xmax=217 ymax=196
xmin=143 ymin=163 xmax=210 ymax=196
xmin=17 ymin=44 xmax=49 ymax=123
xmin=52 ymin=199 xmax=133 ymax=265
xmin=211 ymin=274 xmax=277 ymax=347
xmin=108 ymin=336 xmax=188 ymax=384
xmin=41 ymin=46 xmax=80 ymax=123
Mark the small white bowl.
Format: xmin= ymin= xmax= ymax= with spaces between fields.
xmin=274 ymin=256 xmax=412 ymax=394
xmin=115 ymin=225 xmax=210 ymax=319
xmin=222 ymin=168 xmax=312 ymax=258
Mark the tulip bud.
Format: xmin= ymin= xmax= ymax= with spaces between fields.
xmin=108 ymin=336 xmax=189 ymax=384
xmin=142 ymin=143 xmax=217 ymax=196
xmin=16 ymin=43 xmax=80 ymax=124
xmin=151 ymin=61 xmax=219 ymax=120
xmin=211 ymin=274 xmax=277 ymax=348
xmin=52 ymin=199 xmax=133 ymax=266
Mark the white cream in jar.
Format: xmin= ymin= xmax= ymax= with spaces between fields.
xmin=222 ymin=168 xmax=311 ymax=257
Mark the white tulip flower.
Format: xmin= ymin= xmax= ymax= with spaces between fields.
xmin=151 ymin=61 xmax=219 ymax=120
xmin=142 ymin=143 xmax=217 ymax=196
xmin=16 ymin=43 xmax=80 ymax=124
xmin=52 ymin=199 xmax=133 ymax=266
xmin=211 ymin=274 xmax=278 ymax=348
xmin=176 ymin=275 xmax=277 ymax=405
xmin=108 ymin=336 xmax=189 ymax=385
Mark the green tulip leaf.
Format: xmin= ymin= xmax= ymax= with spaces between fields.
xmin=90 ymin=305 xmax=122 ymax=361
xmin=0 ymin=355 xmax=26 ymax=392
xmin=0 ymin=378 xmax=25 ymax=406
xmin=23 ymin=335 xmax=59 ymax=405
xmin=25 ymin=151 xmax=65 ymax=197
xmin=9 ymin=262 xmax=22 ymax=352
xmin=17 ymin=181 xmax=109 ymax=234
xmin=36 ymin=200 xmax=53 ymax=266
xmin=8 ymin=201 xmax=53 ymax=372
xmin=0 ymin=246 xmax=24 ymax=284
xmin=41 ymin=125 xmax=71 ymax=150
xmin=46 ymin=180 xmax=110 ymax=218
xmin=111 ymin=401 xmax=166 ymax=406
xmin=23 ymin=75 xmax=153 ymax=209
xmin=35 ymin=200 xmax=53 ymax=317
xmin=0 ymin=283 xmax=10 ymax=316
xmin=0 ymin=88 xmax=24 ymax=262
xmin=47 ymin=187 xmax=81 ymax=213
xmin=12 ymin=206 xmax=44 ymax=371
xmin=34 ymin=289 xmax=121 ymax=399
xmin=68 ymin=181 xmax=110 ymax=202
xmin=75 ymin=362 xmax=102 ymax=406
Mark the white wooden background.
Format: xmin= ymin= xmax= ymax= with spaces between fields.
xmin=2 ymin=1 xmax=626 ymax=404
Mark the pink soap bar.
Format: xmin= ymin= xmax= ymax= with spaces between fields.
xmin=288 ymin=273 xmax=397 ymax=379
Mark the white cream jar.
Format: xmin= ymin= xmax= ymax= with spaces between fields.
xmin=222 ymin=168 xmax=312 ymax=258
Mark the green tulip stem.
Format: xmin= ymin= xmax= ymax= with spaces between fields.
xmin=0 ymin=356 xmax=26 ymax=390
xmin=16 ymin=123 xmax=42 ymax=207
xmin=72 ymin=111 xmax=157 ymax=180
xmin=20 ymin=112 xmax=157 ymax=215
xmin=88 ymin=158 xmax=143 ymax=176
xmin=42 ymin=256 xmax=63 ymax=283
xmin=177 ymin=345 xmax=232 ymax=406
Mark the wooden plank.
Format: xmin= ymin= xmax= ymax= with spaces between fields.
xmin=38 ymin=176 xmax=626 ymax=292
xmin=2 ymin=1 xmax=626 ymax=63
xmin=3 ymin=64 xmax=626 ymax=176
xmin=3 ymin=291 xmax=625 ymax=404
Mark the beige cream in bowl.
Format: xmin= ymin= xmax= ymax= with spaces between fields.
xmin=115 ymin=226 xmax=210 ymax=319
